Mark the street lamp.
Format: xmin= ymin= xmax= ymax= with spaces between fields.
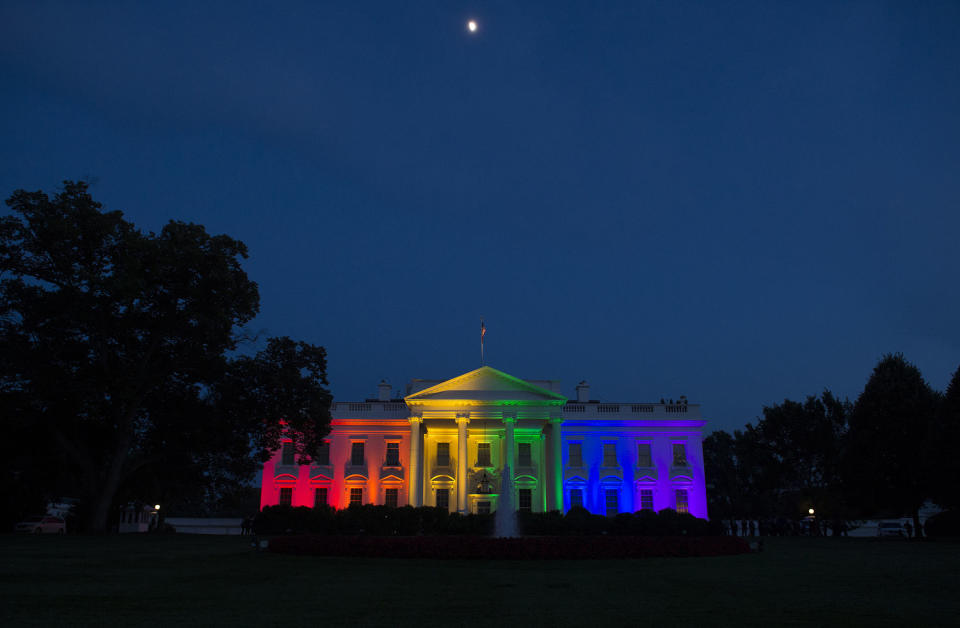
xmin=808 ymin=508 xmax=815 ymax=515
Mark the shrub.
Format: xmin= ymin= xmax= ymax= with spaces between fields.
xmin=924 ymin=511 xmax=960 ymax=538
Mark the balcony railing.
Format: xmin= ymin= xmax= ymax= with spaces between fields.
xmin=562 ymin=402 xmax=700 ymax=419
xmin=332 ymin=402 xmax=411 ymax=418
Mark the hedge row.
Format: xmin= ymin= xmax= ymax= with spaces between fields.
xmin=267 ymin=534 xmax=751 ymax=559
xmin=254 ymin=504 xmax=724 ymax=537
xmin=924 ymin=510 xmax=960 ymax=538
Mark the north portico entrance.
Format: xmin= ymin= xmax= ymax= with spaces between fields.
xmin=404 ymin=366 xmax=567 ymax=514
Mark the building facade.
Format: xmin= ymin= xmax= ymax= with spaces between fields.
xmin=260 ymin=366 xmax=708 ymax=518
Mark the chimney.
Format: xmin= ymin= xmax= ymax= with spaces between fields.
xmin=378 ymin=380 xmax=391 ymax=401
xmin=576 ymin=380 xmax=590 ymax=403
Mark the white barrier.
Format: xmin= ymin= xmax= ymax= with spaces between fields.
xmin=165 ymin=517 xmax=243 ymax=535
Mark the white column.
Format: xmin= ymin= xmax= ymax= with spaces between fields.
xmin=503 ymin=412 xmax=516 ymax=510
xmin=408 ymin=416 xmax=422 ymax=507
xmin=456 ymin=413 xmax=470 ymax=514
xmin=550 ymin=415 xmax=563 ymax=512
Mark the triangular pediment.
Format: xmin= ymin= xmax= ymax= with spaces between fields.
xmin=405 ymin=366 xmax=567 ymax=404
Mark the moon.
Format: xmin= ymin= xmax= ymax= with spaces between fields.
xmin=467 ymin=20 xmax=478 ymax=33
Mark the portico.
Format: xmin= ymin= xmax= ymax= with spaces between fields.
xmin=404 ymin=367 xmax=567 ymax=514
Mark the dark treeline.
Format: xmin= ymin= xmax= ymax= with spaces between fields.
xmin=705 ymin=354 xmax=960 ymax=537
xmin=0 ymin=182 xmax=330 ymax=533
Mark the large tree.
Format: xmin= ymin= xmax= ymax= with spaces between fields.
xmin=751 ymin=391 xmax=849 ymax=518
xmin=703 ymin=430 xmax=739 ymax=521
xmin=844 ymin=353 xmax=939 ymax=536
xmin=703 ymin=427 xmax=779 ymax=521
xmin=0 ymin=182 xmax=330 ymax=531
xmin=931 ymin=364 xmax=960 ymax=510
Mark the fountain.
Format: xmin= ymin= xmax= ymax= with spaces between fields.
xmin=494 ymin=465 xmax=518 ymax=537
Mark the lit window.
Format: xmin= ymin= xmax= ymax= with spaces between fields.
xmin=315 ymin=441 xmax=330 ymax=466
xmin=437 ymin=442 xmax=450 ymax=467
xmin=351 ymin=442 xmax=365 ymax=466
xmin=518 ymin=443 xmax=532 ymax=467
xmin=605 ymin=489 xmax=618 ymax=517
xmin=672 ymin=443 xmax=687 ymax=466
xmin=279 ymin=487 xmax=293 ymax=507
xmin=637 ymin=443 xmax=652 ymax=467
xmin=281 ymin=442 xmax=294 ymax=466
xmin=519 ymin=488 xmax=533 ymax=513
xmin=603 ymin=443 xmax=617 ymax=467
xmin=385 ymin=442 xmax=400 ymax=466
xmin=675 ymin=489 xmax=688 ymax=514
xmin=477 ymin=501 xmax=491 ymax=514
xmin=385 ymin=488 xmax=398 ymax=508
xmin=640 ymin=489 xmax=654 ymax=511
xmin=314 ymin=487 xmax=328 ymax=508
xmin=477 ymin=443 xmax=491 ymax=467
xmin=568 ymin=442 xmax=583 ymax=467
xmin=436 ymin=488 xmax=449 ymax=510
xmin=569 ymin=488 xmax=583 ymax=509
xmin=349 ymin=488 xmax=363 ymax=507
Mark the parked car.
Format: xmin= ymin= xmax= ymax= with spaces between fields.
xmin=14 ymin=515 xmax=66 ymax=534
xmin=877 ymin=520 xmax=904 ymax=537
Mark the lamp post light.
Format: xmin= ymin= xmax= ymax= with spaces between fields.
xmin=150 ymin=504 xmax=161 ymax=532
xmin=808 ymin=508 xmax=815 ymax=515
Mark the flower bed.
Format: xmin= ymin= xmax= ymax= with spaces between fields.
xmin=267 ymin=534 xmax=751 ymax=560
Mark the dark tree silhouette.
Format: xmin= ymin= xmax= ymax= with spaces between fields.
xmin=0 ymin=182 xmax=330 ymax=531
xmin=703 ymin=430 xmax=740 ymax=521
xmin=752 ymin=391 xmax=849 ymax=518
xmin=844 ymin=353 xmax=939 ymax=536
xmin=931 ymin=364 xmax=960 ymax=510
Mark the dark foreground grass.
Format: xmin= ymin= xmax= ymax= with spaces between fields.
xmin=1 ymin=534 xmax=958 ymax=627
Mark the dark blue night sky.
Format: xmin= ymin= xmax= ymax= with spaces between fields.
xmin=2 ymin=2 xmax=958 ymax=432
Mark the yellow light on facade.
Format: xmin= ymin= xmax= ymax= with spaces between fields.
xmin=808 ymin=508 xmax=814 ymax=515
xmin=154 ymin=504 xmax=161 ymax=510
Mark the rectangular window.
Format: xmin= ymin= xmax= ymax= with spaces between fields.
xmin=477 ymin=501 xmax=491 ymax=515
xmin=436 ymin=488 xmax=449 ymax=510
xmin=385 ymin=488 xmax=398 ymax=508
xmin=279 ymin=487 xmax=293 ymax=507
xmin=568 ymin=442 xmax=583 ymax=467
xmin=315 ymin=441 xmax=330 ymax=466
xmin=518 ymin=443 xmax=532 ymax=467
xmin=281 ymin=442 xmax=294 ymax=466
xmin=314 ymin=487 xmax=328 ymax=508
xmin=672 ymin=443 xmax=687 ymax=466
xmin=570 ymin=488 xmax=583 ymax=509
xmin=519 ymin=488 xmax=533 ymax=513
xmin=637 ymin=443 xmax=652 ymax=467
xmin=349 ymin=488 xmax=363 ymax=507
xmin=603 ymin=443 xmax=617 ymax=467
xmin=437 ymin=442 xmax=450 ymax=467
xmin=640 ymin=489 xmax=654 ymax=511
xmin=350 ymin=442 xmax=365 ymax=466
xmin=676 ymin=489 xmax=688 ymax=514
xmin=477 ymin=442 xmax=491 ymax=467
xmin=385 ymin=442 xmax=400 ymax=466
xmin=605 ymin=489 xmax=618 ymax=517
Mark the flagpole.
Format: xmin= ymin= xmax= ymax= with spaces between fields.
xmin=480 ymin=318 xmax=485 ymax=366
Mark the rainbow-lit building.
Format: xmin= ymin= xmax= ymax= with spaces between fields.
xmin=260 ymin=366 xmax=708 ymax=518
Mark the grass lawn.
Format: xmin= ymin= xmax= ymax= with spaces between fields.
xmin=1 ymin=534 xmax=958 ymax=627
